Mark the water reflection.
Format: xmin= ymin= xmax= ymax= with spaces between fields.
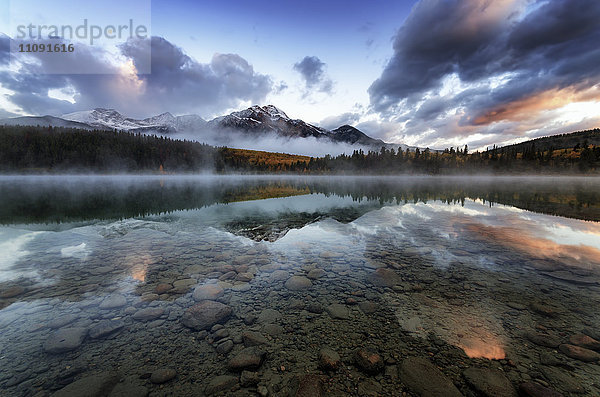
xmin=0 ymin=176 xmax=599 ymax=396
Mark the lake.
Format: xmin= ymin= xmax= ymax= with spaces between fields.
xmin=1 ymin=175 xmax=599 ymax=396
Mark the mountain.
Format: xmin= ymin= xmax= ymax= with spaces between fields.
xmin=0 ymin=105 xmax=398 ymax=150
xmin=499 ymin=128 xmax=600 ymax=153
xmin=208 ymin=105 xmax=330 ymax=139
xmin=61 ymin=108 xmax=206 ymax=133
xmin=0 ymin=115 xmax=96 ymax=130
xmin=330 ymin=125 xmax=385 ymax=147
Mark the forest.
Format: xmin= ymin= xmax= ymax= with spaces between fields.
xmin=0 ymin=125 xmax=599 ymax=174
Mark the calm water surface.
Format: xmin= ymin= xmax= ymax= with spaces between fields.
xmin=1 ymin=175 xmax=599 ymax=396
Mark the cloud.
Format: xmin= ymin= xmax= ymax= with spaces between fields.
xmin=319 ymin=112 xmax=362 ymax=130
xmin=0 ymin=36 xmax=273 ymax=118
xmin=293 ymin=56 xmax=333 ymax=94
xmin=368 ymin=0 xmax=600 ymax=149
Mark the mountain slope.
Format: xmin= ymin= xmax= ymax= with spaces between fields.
xmin=0 ymin=115 xmax=96 ymax=130
xmin=208 ymin=105 xmax=330 ymax=139
xmin=61 ymin=108 xmax=206 ymax=133
xmin=1 ymin=105 xmax=395 ymax=150
xmin=500 ymin=128 xmax=600 ymax=153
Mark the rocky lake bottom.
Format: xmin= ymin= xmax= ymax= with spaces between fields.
xmin=0 ymin=176 xmax=599 ymax=397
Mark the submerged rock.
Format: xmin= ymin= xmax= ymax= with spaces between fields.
xmin=296 ymin=374 xmax=323 ymax=397
xmin=205 ymin=375 xmax=238 ymax=395
xmin=193 ymin=284 xmax=224 ymax=301
xmin=326 ymin=304 xmax=350 ymax=320
xmin=368 ymin=268 xmax=401 ymax=287
xmin=558 ymin=344 xmax=600 ymax=362
xmin=132 ymin=307 xmax=164 ymax=321
xmin=525 ymin=331 xmax=561 ymax=348
xmin=150 ymin=368 xmax=177 ymax=384
xmin=354 ymin=348 xmax=384 ymax=374
xmin=53 ymin=372 xmax=119 ymax=397
xmin=88 ymin=319 xmax=125 ymax=339
xmin=399 ymin=357 xmax=463 ymax=397
xmin=519 ymin=381 xmax=564 ymax=397
xmin=285 ymin=276 xmax=312 ymax=291
xmin=568 ymin=333 xmax=600 ymax=351
xmin=242 ymin=330 xmax=269 ymax=347
xmin=99 ymin=294 xmax=127 ymax=309
xmin=227 ymin=347 xmax=266 ymax=371
xmin=319 ymin=347 xmax=341 ymax=371
xmin=181 ymin=301 xmax=232 ymax=331
xmin=44 ymin=327 xmax=87 ymax=354
xmin=463 ymin=367 xmax=516 ymax=397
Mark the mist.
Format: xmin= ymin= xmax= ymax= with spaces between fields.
xmin=168 ymin=128 xmax=377 ymax=157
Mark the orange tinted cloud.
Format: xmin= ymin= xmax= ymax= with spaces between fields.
xmin=471 ymin=85 xmax=600 ymax=125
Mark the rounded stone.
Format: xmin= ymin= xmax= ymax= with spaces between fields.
xmin=284 ymin=276 xmax=312 ymax=291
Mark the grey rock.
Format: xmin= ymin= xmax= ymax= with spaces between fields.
xmin=519 ymin=382 xmax=564 ymax=397
xmin=558 ymin=344 xmax=600 ymax=362
xmin=240 ymin=371 xmax=260 ymax=387
xmin=193 ymin=284 xmax=224 ymax=301
xmin=205 ymin=375 xmax=238 ymax=395
xmin=243 ymin=331 xmax=269 ymax=347
xmin=463 ymin=367 xmax=516 ymax=397
xmin=216 ymin=340 xmax=234 ymax=354
xmin=44 ymin=327 xmax=87 ymax=354
xmin=132 ymin=307 xmax=164 ymax=321
xmin=400 ymin=357 xmax=463 ymax=397
xmin=89 ymin=320 xmax=124 ymax=339
xmin=326 ymin=304 xmax=350 ymax=320
xmin=319 ymin=347 xmax=341 ymax=371
xmin=150 ymin=368 xmax=176 ymax=384
xmin=296 ymin=374 xmax=323 ymax=397
xmin=99 ymin=294 xmax=127 ymax=309
xmin=354 ymin=348 xmax=384 ymax=374
xmin=257 ymin=309 xmax=282 ymax=324
xmin=181 ymin=301 xmax=232 ymax=331
xmin=285 ymin=276 xmax=312 ymax=291
xmin=227 ymin=347 xmax=266 ymax=371
xmin=52 ymin=372 xmax=119 ymax=397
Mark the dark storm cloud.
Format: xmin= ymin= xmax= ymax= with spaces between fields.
xmin=293 ymin=56 xmax=333 ymax=94
xmin=369 ymin=0 xmax=600 ymax=133
xmin=0 ymin=36 xmax=273 ymax=118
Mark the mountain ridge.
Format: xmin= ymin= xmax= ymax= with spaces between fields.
xmin=1 ymin=105 xmax=399 ymax=150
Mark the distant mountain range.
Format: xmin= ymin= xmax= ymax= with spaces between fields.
xmin=0 ymin=105 xmax=405 ymax=151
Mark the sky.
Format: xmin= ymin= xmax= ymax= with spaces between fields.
xmin=0 ymin=0 xmax=599 ymax=151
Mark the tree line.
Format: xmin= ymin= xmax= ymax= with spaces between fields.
xmin=0 ymin=125 xmax=599 ymax=174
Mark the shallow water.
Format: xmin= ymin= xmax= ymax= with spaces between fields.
xmin=1 ymin=175 xmax=599 ymax=396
